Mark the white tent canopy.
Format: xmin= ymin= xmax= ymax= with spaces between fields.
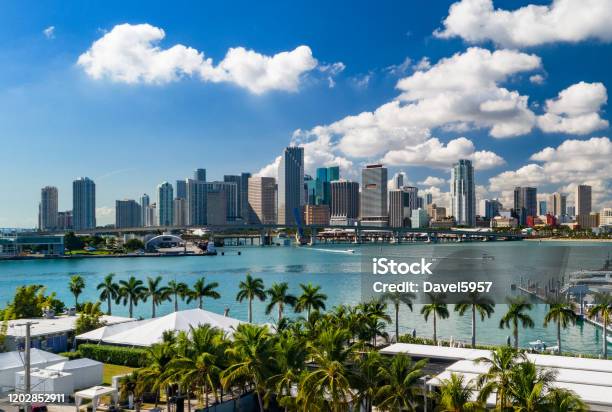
xmin=76 ymin=318 xmax=152 ymax=342
xmin=75 ymin=386 xmax=118 ymax=412
xmin=47 ymin=358 xmax=104 ymax=390
xmin=0 ymin=349 xmax=66 ymax=389
xmin=77 ymin=308 xmax=244 ymax=347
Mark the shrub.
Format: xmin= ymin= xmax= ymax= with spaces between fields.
xmin=58 ymin=350 xmax=82 ymax=360
xmin=78 ymin=344 xmax=147 ymax=367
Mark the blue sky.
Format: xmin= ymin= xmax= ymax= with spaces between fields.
xmin=1 ymin=0 xmax=611 ymax=227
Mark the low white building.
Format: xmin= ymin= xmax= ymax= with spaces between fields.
xmin=0 ymin=349 xmax=66 ymax=390
xmin=15 ymin=368 xmax=74 ymax=396
xmin=46 ymin=358 xmax=103 ymax=390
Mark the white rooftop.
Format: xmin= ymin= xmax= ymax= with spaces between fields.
xmin=46 ymin=358 xmax=103 ymax=371
xmin=76 ymin=308 xmax=244 ymax=347
xmin=0 ymin=349 xmax=66 ymax=371
xmin=6 ymin=315 xmax=135 ymax=338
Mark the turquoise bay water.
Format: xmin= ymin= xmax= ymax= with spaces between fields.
xmin=1 ymin=241 xmax=611 ymax=356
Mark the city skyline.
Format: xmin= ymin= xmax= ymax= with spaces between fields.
xmin=1 ymin=0 xmax=612 ymax=227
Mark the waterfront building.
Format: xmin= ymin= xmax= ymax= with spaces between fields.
xmin=304 ymin=175 xmax=317 ymax=205
xmin=115 ymin=200 xmax=141 ymax=228
xmin=314 ymin=166 xmax=339 ymax=205
xmin=389 ymin=188 xmax=418 ymax=228
xmin=157 ymin=182 xmax=174 ymax=226
xmin=426 ymin=193 xmax=433 ymax=205
xmin=39 ymin=186 xmax=58 ymax=231
xmin=248 ymin=176 xmax=276 ymax=225
xmin=277 ymin=146 xmax=304 ymax=225
xmin=427 ymin=203 xmax=447 ymax=221
xmin=175 ymin=180 xmax=187 ymax=200
xmin=148 ymin=204 xmax=157 ymax=226
xmin=410 ymin=208 xmax=429 ymax=229
xmin=205 ymin=185 xmax=227 ymax=225
xmin=140 ymin=194 xmax=150 ymax=226
xmin=538 ymin=200 xmax=547 ymax=216
xmin=490 ymin=215 xmax=518 ymax=228
xmin=194 ymin=168 xmax=207 ymax=182
xmin=548 ymin=192 xmax=567 ymax=218
xmin=361 ymin=164 xmax=388 ymax=227
xmin=57 ymin=211 xmax=72 ymax=231
xmin=304 ymin=204 xmax=330 ymax=225
xmin=329 ymin=180 xmax=359 ymax=226
xmin=576 ymin=184 xmax=592 ymax=216
xmin=0 ymin=234 xmax=65 ymax=257
xmin=224 ymin=173 xmax=251 ymax=222
xmin=207 ymin=181 xmax=237 ymax=223
xmin=479 ymin=199 xmax=501 ymax=219
xmin=186 ymin=179 xmax=207 ymax=226
xmin=513 ymin=186 xmax=537 ymax=225
xmin=577 ymin=212 xmax=599 ymax=229
xmin=450 ymin=159 xmax=475 ymax=227
xmin=72 ymin=177 xmax=96 ymax=230
xmin=600 ymin=208 xmax=612 ymax=227
xmin=173 ymin=198 xmax=187 ymax=226
xmin=567 ymin=205 xmax=576 ymax=217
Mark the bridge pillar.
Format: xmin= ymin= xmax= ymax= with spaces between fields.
xmin=395 ymin=230 xmax=402 ymax=244
xmin=310 ymin=228 xmax=318 ymax=245
xmin=356 ymin=227 xmax=362 ymax=244
xmin=260 ymin=229 xmax=266 ymax=246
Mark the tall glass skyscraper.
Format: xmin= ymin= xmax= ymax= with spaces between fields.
xmin=72 ymin=177 xmax=96 ymax=230
xmin=140 ymin=194 xmax=150 ymax=226
xmin=314 ymin=166 xmax=340 ymax=205
xmin=361 ymin=164 xmax=388 ymax=227
xmin=157 ymin=182 xmax=174 ymax=226
xmin=513 ymin=186 xmax=537 ymax=225
xmin=278 ymin=146 xmax=304 ymax=225
xmin=450 ymin=159 xmax=475 ymax=227
xmin=39 ymin=186 xmax=58 ymax=231
xmin=194 ymin=168 xmax=207 ymax=182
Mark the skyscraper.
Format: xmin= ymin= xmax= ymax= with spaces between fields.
xmin=207 ymin=181 xmax=237 ymax=223
xmin=426 ymin=193 xmax=433 ymax=205
xmin=173 ymin=198 xmax=187 ymax=226
xmin=389 ymin=186 xmax=419 ymax=228
xmin=576 ymin=184 xmax=592 ymax=216
xmin=224 ymin=173 xmax=251 ymax=221
xmin=513 ymin=186 xmax=537 ymax=225
xmin=539 ymin=200 xmax=547 ymax=216
xmin=548 ymin=192 xmax=567 ymax=218
xmin=479 ymin=199 xmax=501 ymax=219
xmin=277 ymin=146 xmax=304 ymax=225
xmin=450 ymin=159 xmax=475 ymax=227
xmin=175 ymin=180 xmax=187 ymax=200
xmin=314 ymin=166 xmax=339 ymax=205
xmin=205 ymin=185 xmax=227 ymax=225
xmin=248 ymin=176 xmax=276 ymax=224
xmin=157 ymin=182 xmax=174 ymax=226
xmin=330 ymin=180 xmax=359 ymax=225
xmin=186 ymin=179 xmax=207 ymax=226
xmin=39 ymin=186 xmax=58 ymax=231
xmin=361 ymin=164 xmax=388 ymax=227
xmin=140 ymin=194 xmax=150 ymax=226
xmin=115 ymin=199 xmax=141 ymax=228
xmin=72 ymin=177 xmax=96 ymax=230
xmin=194 ymin=168 xmax=207 ymax=182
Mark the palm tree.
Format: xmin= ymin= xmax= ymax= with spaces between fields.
xmin=382 ymin=291 xmax=415 ymax=342
xmin=143 ymin=276 xmax=170 ymax=318
xmin=187 ymin=277 xmax=220 ymax=310
xmin=543 ymin=297 xmax=578 ymax=354
xmin=221 ymin=324 xmax=274 ymax=412
xmin=265 ymin=282 xmax=297 ymax=321
xmin=499 ymin=296 xmax=534 ymax=349
xmin=354 ymin=350 xmax=385 ymax=412
xmin=268 ymin=332 xmax=308 ymax=411
xmin=295 ymin=283 xmax=327 ymax=319
xmin=97 ymin=273 xmax=119 ymax=315
xmin=455 ymin=292 xmax=495 ymax=348
xmin=375 ymin=354 xmax=427 ymax=411
xmin=118 ymin=276 xmax=146 ymax=318
xmin=587 ymin=292 xmax=612 ymax=358
xmin=137 ymin=342 xmax=176 ymax=408
xmin=359 ymin=301 xmax=391 ymax=347
xmin=235 ymin=274 xmax=266 ymax=323
xmin=475 ymin=346 xmax=525 ymax=409
xmin=420 ymin=293 xmax=449 ymax=344
xmin=167 ymin=280 xmax=189 ymax=312
xmin=545 ymin=388 xmax=588 ymax=412
xmin=68 ymin=275 xmax=85 ymax=308
xmin=507 ymin=360 xmax=557 ymax=411
xmin=437 ymin=373 xmax=483 ymax=412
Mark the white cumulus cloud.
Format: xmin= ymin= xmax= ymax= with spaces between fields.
xmin=418 ymin=176 xmax=446 ymax=187
xmin=43 ymin=26 xmax=55 ymax=39
xmin=77 ymin=23 xmax=319 ymax=94
xmin=435 ymin=0 xmax=612 ymax=48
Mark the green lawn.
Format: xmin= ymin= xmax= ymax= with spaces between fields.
xmin=103 ymin=363 xmax=136 ymax=385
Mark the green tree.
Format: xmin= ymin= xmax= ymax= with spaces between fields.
xmin=167 ymin=280 xmax=189 ymax=312
xmin=375 ymin=354 xmax=427 ymax=412
xmin=143 ymin=276 xmax=170 ymax=318
xmin=354 ymin=350 xmax=385 ymax=412
xmin=475 ymin=346 xmax=525 ymax=409
xmin=124 ymin=238 xmax=145 ymax=251
xmin=68 ymin=275 xmax=85 ymax=308
xmin=268 ymin=332 xmax=308 ymax=411
xmin=221 ymin=324 xmax=274 ymax=412
xmin=137 ymin=342 xmax=176 ymax=407
xmin=420 ymin=293 xmax=449 ymax=345
xmin=187 ymin=277 xmax=220 ymax=310
xmin=499 ymin=296 xmax=534 ymax=349
xmin=543 ymin=297 xmax=578 ymax=354
xmin=545 ymin=388 xmax=588 ymax=412
xmin=235 ymin=274 xmax=266 ymax=323
xmin=97 ymin=273 xmax=119 ymax=315
xmin=587 ymin=292 xmax=612 ymax=358
xmin=358 ymin=301 xmax=391 ymax=347
xmin=64 ymin=232 xmax=84 ymax=250
xmin=75 ymin=302 xmax=105 ymax=334
xmin=295 ymin=283 xmax=327 ymax=319
xmin=455 ymin=292 xmax=495 ymax=348
xmin=436 ymin=373 xmax=483 ymax=412
xmin=118 ymin=276 xmax=146 ymax=318
xmin=507 ymin=360 xmax=557 ymax=412
xmin=382 ymin=291 xmax=414 ymax=343
xmin=266 ymin=282 xmax=297 ymax=322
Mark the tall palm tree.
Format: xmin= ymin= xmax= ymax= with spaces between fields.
xmin=543 ymin=297 xmax=578 ymax=354
xmin=118 ymin=276 xmax=146 ymax=318
xmin=587 ymin=292 xmax=612 ymax=358
xmin=97 ymin=273 xmax=119 ymax=315
xmin=375 ymin=354 xmax=427 ymax=411
xmin=143 ymin=276 xmax=170 ymax=318
xmin=268 ymin=332 xmax=308 ymax=411
xmin=499 ymin=296 xmax=534 ymax=349
xmin=137 ymin=342 xmax=176 ymax=408
xmin=420 ymin=293 xmax=449 ymax=344
xmin=359 ymin=301 xmax=391 ymax=347
xmin=436 ymin=373 xmax=483 ymax=412
xmin=295 ymin=283 xmax=327 ymax=319
xmin=382 ymin=291 xmax=415 ymax=342
xmin=507 ymin=360 xmax=558 ymax=411
xmin=235 ymin=274 xmax=266 ymax=323
xmin=455 ymin=292 xmax=495 ymax=348
xmin=221 ymin=324 xmax=274 ymax=412
xmin=68 ymin=275 xmax=85 ymax=308
xmin=545 ymin=388 xmax=588 ymax=412
xmin=265 ymin=282 xmax=297 ymax=321
xmin=167 ymin=280 xmax=189 ymax=312
xmin=187 ymin=277 xmax=220 ymax=310
xmin=475 ymin=346 xmax=525 ymax=409
xmin=354 ymin=350 xmax=385 ymax=412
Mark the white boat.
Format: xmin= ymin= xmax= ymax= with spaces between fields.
xmin=346 ymin=249 xmax=355 ymax=254
xmin=528 ymin=339 xmax=559 ymax=353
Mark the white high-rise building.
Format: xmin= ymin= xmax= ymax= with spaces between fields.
xmin=39 ymin=186 xmax=58 ymax=231
xmin=72 ymin=177 xmax=96 ymax=230
xmin=140 ymin=194 xmax=150 ymax=226
xmin=450 ymin=159 xmax=475 ymax=227
xmin=157 ymin=182 xmax=174 ymax=226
